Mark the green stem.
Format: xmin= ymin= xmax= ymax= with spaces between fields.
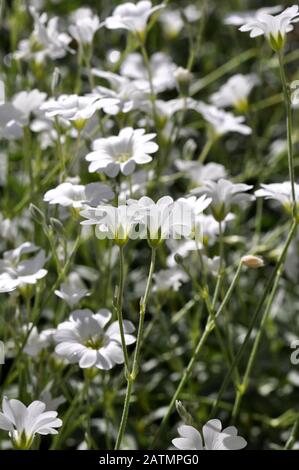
xmin=54 ymin=118 xmax=66 ymax=180
xmin=140 ymin=42 xmax=158 ymax=125
xmin=284 ymin=415 xmax=299 ymax=450
xmin=114 ymin=377 xmax=133 ymax=450
xmin=115 ymin=246 xmax=130 ymax=373
xmin=212 ymin=221 xmax=224 ymax=309
xmin=75 ymin=45 xmax=83 ymax=94
xmin=24 ymin=126 xmax=34 ymax=194
xmin=114 ymin=247 xmax=156 ymax=450
xmin=83 ymin=374 xmax=92 ymax=449
xmin=131 ymin=247 xmax=156 ymax=379
xmin=278 ymin=50 xmax=297 ymax=219
xmin=198 ymin=137 xmax=214 ymax=164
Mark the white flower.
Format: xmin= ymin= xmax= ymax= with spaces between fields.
xmin=80 ymin=203 xmax=142 ymax=245
xmin=54 ymin=272 xmax=90 ymax=308
xmin=81 ymin=195 xmax=210 ymax=244
xmin=0 ymin=396 xmax=62 ymax=449
xmin=172 ymin=420 xmax=247 ymax=450
xmin=23 ymin=325 xmax=54 ymax=357
xmin=105 ymin=1 xmax=164 ymax=36
xmin=210 ymin=74 xmax=259 ymax=111
xmin=176 ymin=195 xmax=212 ymax=240
xmin=166 ymin=239 xmax=200 ymax=266
xmin=129 ymin=195 xmax=210 ymax=243
xmin=184 ymin=5 xmax=202 ymax=22
xmin=142 ymin=98 xmax=192 ymax=122
xmin=159 ymin=9 xmax=184 ymax=38
xmin=69 ymin=8 xmax=101 ymax=45
xmin=0 ymin=242 xmax=48 ymax=292
xmin=196 ymin=102 xmax=252 ymax=136
xmin=159 ymin=6 xmax=201 ymax=38
xmin=172 ymin=424 xmax=202 ymax=450
xmin=201 ymin=255 xmax=221 ymax=276
xmin=41 ymin=95 xmax=118 ymax=125
xmin=91 ymin=70 xmax=149 ymax=114
xmin=119 ymin=169 xmax=154 ymax=198
xmin=12 ymin=89 xmax=47 ymax=120
xmin=255 ymin=182 xmax=299 ymax=210
xmin=130 ymin=196 xmax=181 ymax=242
xmin=198 ymin=213 xmax=234 ymax=246
xmin=0 ymin=80 xmax=4 ymax=104
xmin=224 ymin=6 xmax=282 ymax=26
xmin=175 ymin=161 xmax=227 ymax=185
xmin=120 ymin=52 xmax=177 ymax=93
xmin=0 ymin=213 xmax=32 ymax=244
xmin=39 ymin=389 xmax=65 ymax=412
xmin=0 ymin=273 xmax=19 ymax=293
xmin=153 ymin=267 xmax=188 ymax=292
xmin=198 ymin=215 xmax=221 ymax=245
xmin=177 ymin=195 xmax=212 ymax=217
xmin=0 ymin=102 xmax=26 ymax=140
xmin=239 ymin=5 xmax=299 ymax=50
xmin=85 ymin=127 xmax=158 ymax=177
xmin=44 ymin=182 xmax=114 ymax=209
xmin=54 ymin=309 xmax=135 ymax=370
xmin=29 ymin=7 xmax=72 ymax=60
xmin=193 ymin=179 xmax=254 ymax=221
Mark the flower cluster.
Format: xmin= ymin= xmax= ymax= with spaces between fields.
xmin=172 ymin=419 xmax=247 ymax=450
xmin=80 ymin=195 xmax=211 ymax=245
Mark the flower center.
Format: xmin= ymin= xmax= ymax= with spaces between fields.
xmin=12 ymin=430 xmax=34 ymax=450
xmin=84 ymin=335 xmax=105 ymax=349
xmin=118 ymin=152 xmax=131 ymax=162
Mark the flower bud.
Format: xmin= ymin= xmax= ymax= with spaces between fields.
xmin=73 ymin=118 xmax=87 ymax=131
xmin=241 ymin=255 xmax=264 ymax=268
xmin=174 ymin=67 xmax=193 ymax=96
xmin=175 ymin=400 xmax=193 ymax=425
xmin=29 ymin=203 xmax=45 ymax=225
xmin=51 ymin=67 xmax=61 ymax=95
xmin=50 ymin=217 xmax=65 ymax=237
xmin=174 ymin=253 xmax=184 ymax=265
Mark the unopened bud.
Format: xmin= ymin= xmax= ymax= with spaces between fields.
xmin=174 ymin=253 xmax=184 ymax=265
xmin=241 ymin=255 xmax=264 ymax=268
xmin=174 ymin=67 xmax=193 ymax=96
xmin=29 ymin=203 xmax=45 ymax=225
xmin=51 ymin=67 xmax=61 ymax=95
xmin=175 ymin=400 xmax=193 ymax=425
xmin=73 ymin=118 xmax=87 ymax=131
xmin=50 ymin=217 xmax=65 ymax=237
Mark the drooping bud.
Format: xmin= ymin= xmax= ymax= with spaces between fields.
xmin=241 ymin=255 xmax=264 ymax=268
